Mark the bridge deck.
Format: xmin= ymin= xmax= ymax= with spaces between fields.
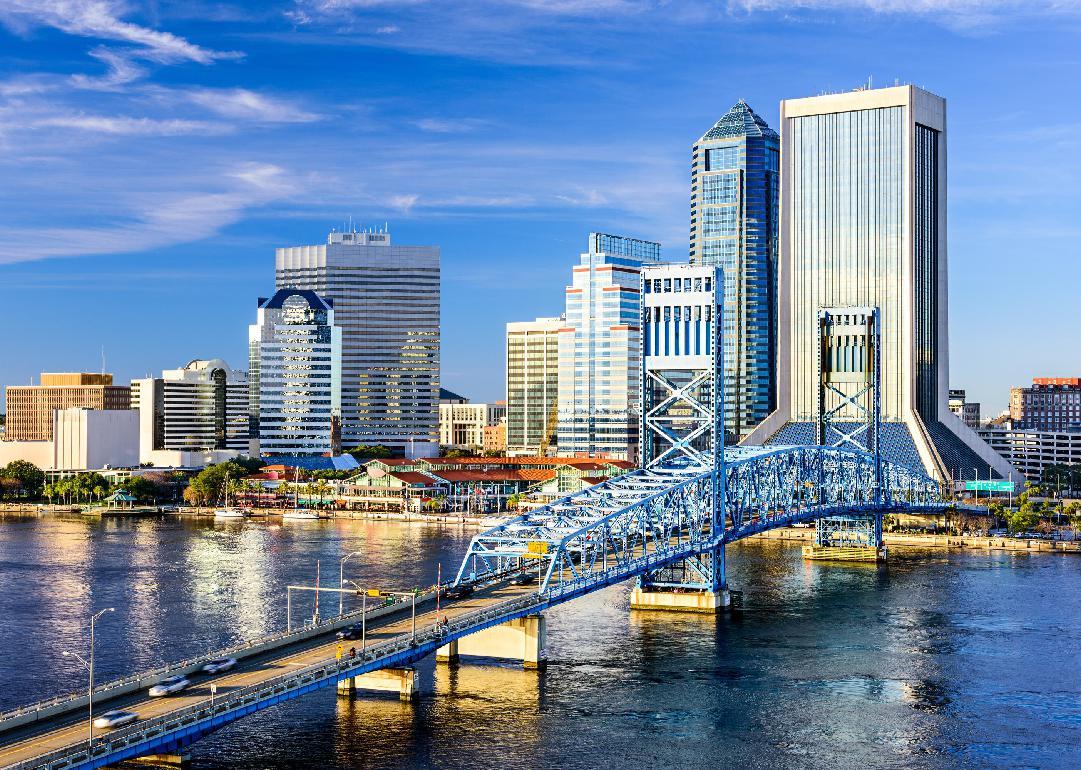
xmin=0 ymin=582 xmax=535 ymax=769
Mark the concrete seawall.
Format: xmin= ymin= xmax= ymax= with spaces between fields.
xmin=750 ymin=527 xmax=1081 ymax=554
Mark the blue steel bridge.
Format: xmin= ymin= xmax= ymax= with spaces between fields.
xmin=1 ymin=265 xmax=958 ymax=769
xmin=0 ymin=444 xmax=949 ymax=770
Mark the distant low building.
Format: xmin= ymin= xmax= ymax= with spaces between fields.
xmin=948 ymin=389 xmax=981 ymax=429
xmin=339 ymin=456 xmax=633 ymax=513
xmin=483 ymin=417 xmax=507 ymax=455
xmin=439 ymin=388 xmax=469 ymax=405
xmin=439 ymin=402 xmax=506 ymax=450
xmin=1009 ymin=378 xmax=1081 ymax=432
xmin=0 ymin=407 xmax=138 ymax=473
xmin=5 ymin=373 xmax=130 ymax=442
xmin=977 ymin=426 xmax=1081 ymax=483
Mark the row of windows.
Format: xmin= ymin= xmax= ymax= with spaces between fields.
xmin=643 ymin=277 xmax=713 ymax=294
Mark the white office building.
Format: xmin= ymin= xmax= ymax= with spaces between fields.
xmin=507 ymin=317 xmax=563 ymax=456
xmin=131 ymin=359 xmax=248 ymax=467
xmin=557 ymin=233 xmax=661 ymax=461
xmin=743 ymin=85 xmax=1014 ymax=485
xmin=439 ymin=402 xmax=507 ymax=450
xmin=275 ymin=229 xmax=440 ymax=458
xmin=249 ymin=289 xmax=342 ymax=457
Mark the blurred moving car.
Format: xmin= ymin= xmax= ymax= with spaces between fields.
xmin=149 ymin=675 xmax=191 ymax=697
xmin=93 ymin=710 xmax=138 ymax=729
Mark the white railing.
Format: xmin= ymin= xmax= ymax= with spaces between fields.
xmin=9 ymin=593 xmax=545 ymax=770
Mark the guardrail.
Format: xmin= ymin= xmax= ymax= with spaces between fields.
xmin=8 ymin=592 xmax=546 ymax=770
xmin=0 ymin=589 xmax=435 ymax=735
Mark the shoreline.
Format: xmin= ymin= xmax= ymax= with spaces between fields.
xmin=4 ymin=504 xmax=1080 ymax=552
xmin=0 ymin=503 xmax=488 ymax=526
xmin=749 ymin=527 xmax=1081 ymax=553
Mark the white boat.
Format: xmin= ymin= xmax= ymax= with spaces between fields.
xmin=281 ymin=467 xmax=320 ymax=520
xmin=214 ymin=471 xmax=250 ymax=518
xmin=282 ymin=509 xmax=320 ymax=520
xmin=214 ymin=506 xmax=251 ymax=519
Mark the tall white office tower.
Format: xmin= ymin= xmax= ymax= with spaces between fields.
xmin=557 ymin=233 xmax=662 ymax=462
xmin=743 ymin=85 xmax=1014 ymax=485
xmin=506 ymin=317 xmax=562 ymax=456
xmin=276 ymin=230 xmax=440 ymax=459
xmin=249 ymin=289 xmax=342 ymax=458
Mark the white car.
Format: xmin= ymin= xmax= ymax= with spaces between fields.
xmin=93 ymin=710 xmax=138 ymax=729
xmin=149 ymin=675 xmax=191 ymax=697
xmin=202 ymin=657 xmax=237 ymax=674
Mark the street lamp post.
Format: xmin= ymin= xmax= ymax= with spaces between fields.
xmin=63 ymin=608 xmax=115 ymax=747
xmin=339 ymin=550 xmax=363 ymax=617
xmin=973 ymin=468 xmax=979 ymax=504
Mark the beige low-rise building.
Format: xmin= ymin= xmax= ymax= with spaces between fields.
xmin=5 ymin=373 xmax=130 ymax=442
xmin=439 ymin=401 xmax=506 ymax=450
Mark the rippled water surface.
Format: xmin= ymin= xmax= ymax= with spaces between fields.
xmin=1 ymin=513 xmax=1080 ymax=769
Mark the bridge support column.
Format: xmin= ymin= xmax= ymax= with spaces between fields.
xmin=436 ymin=639 xmax=459 ymax=665
xmin=339 ymin=667 xmax=418 ymax=700
xmin=444 ymin=614 xmax=546 ymax=669
xmin=630 ymin=586 xmax=730 ymax=613
xmin=803 ymin=515 xmax=885 ymax=562
xmin=631 ymin=544 xmax=732 ymax=613
xmin=125 ymin=753 xmax=191 ymax=768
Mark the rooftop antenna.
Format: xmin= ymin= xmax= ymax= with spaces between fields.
xmin=101 ymin=346 xmax=106 ymax=375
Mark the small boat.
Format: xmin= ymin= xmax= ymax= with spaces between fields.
xmin=214 ymin=471 xmax=251 ymax=518
xmin=281 ymin=468 xmax=320 ymax=520
xmin=214 ymin=506 xmax=251 ymax=519
xmin=282 ymin=509 xmax=320 ymax=521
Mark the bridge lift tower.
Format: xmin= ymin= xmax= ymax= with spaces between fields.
xmin=806 ymin=306 xmax=886 ymax=561
xmin=634 ymin=263 xmax=730 ymax=612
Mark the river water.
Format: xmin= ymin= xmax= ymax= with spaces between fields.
xmin=1 ymin=512 xmax=1079 ymax=769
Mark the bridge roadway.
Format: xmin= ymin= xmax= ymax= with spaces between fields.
xmin=0 ymin=581 xmax=536 ymax=769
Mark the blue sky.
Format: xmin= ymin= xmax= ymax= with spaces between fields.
xmin=0 ymin=0 xmax=1078 ymax=415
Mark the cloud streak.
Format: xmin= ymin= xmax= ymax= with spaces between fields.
xmin=0 ymin=163 xmax=292 ymax=264
xmin=0 ymin=0 xmax=240 ymax=64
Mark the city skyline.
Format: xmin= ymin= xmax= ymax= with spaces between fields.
xmin=1 ymin=2 xmax=1080 ymax=417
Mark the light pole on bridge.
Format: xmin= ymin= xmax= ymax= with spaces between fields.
xmin=62 ymin=607 xmax=114 ymax=749
xmin=339 ymin=550 xmax=363 ymax=617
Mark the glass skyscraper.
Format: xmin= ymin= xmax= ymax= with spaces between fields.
xmin=557 ymin=233 xmax=662 ymax=461
xmin=743 ymin=85 xmax=1014 ymax=485
xmin=249 ymin=289 xmax=342 ymax=457
xmin=690 ymin=100 xmax=779 ymax=442
xmin=275 ymin=230 xmax=440 ymax=458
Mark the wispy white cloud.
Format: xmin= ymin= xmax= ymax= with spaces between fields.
xmin=30 ymin=113 xmax=227 ymax=135
xmin=69 ymin=46 xmax=146 ymax=90
xmin=0 ymin=163 xmax=292 ymax=263
xmin=184 ymin=88 xmax=322 ymax=123
xmin=725 ymin=0 xmax=1081 ymax=29
xmin=0 ymin=0 xmax=240 ymax=64
xmin=413 ymin=117 xmax=488 ymax=133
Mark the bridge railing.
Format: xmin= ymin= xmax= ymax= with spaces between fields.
xmin=0 ymin=591 xmax=425 ymax=731
xmin=9 ymin=592 xmax=546 ymax=770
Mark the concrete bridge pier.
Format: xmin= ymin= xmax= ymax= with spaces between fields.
xmin=436 ymin=614 xmax=546 ymax=669
xmin=337 ymin=667 xmax=418 ymax=701
xmin=802 ymin=514 xmax=885 ymax=562
xmin=125 ymin=754 xmax=192 ymax=768
xmin=630 ymin=544 xmax=733 ymax=613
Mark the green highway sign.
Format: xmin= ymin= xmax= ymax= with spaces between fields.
xmin=964 ymin=480 xmax=1015 ymax=493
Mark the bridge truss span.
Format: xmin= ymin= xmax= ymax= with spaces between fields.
xmin=455 ymin=445 xmax=946 ymax=599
